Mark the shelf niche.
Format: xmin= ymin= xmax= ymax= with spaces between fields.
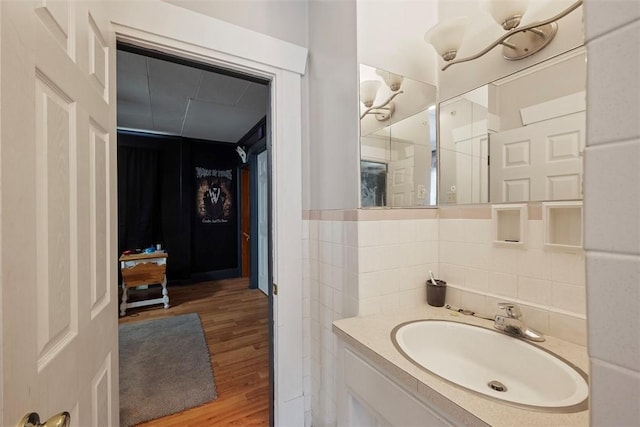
xmin=492 ymin=204 xmax=527 ymax=247
xmin=543 ymin=201 xmax=583 ymax=251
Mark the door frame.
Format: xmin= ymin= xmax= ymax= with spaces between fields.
xmin=108 ymin=2 xmax=307 ymax=425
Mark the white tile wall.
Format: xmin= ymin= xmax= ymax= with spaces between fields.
xmin=586 ymin=21 xmax=640 ymax=146
xmin=439 ymin=218 xmax=587 ymax=345
xmin=584 ymin=1 xmax=640 ymax=424
xmin=584 ymin=141 xmax=640 ymax=254
xmin=589 ymin=360 xmax=640 ymax=426
xmin=307 ymin=219 xmax=358 ymax=427
xmin=307 ymin=216 xmax=438 ymax=425
xmin=302 ymin=220 xmax=312 ymax=426
xmin=357 ymin=219 xmax=439 ymax=316
xmin=587 ymin=253 xmax=640 ymax=371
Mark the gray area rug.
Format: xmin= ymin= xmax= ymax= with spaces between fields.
xmin=119 ymin=313 xmax=217 ymax=426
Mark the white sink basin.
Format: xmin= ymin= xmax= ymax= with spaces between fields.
xmin=392 ymin=320 xmax=588 ymax=412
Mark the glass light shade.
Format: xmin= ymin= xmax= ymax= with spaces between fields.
xmin=484 ymin=0 xmax=529 ymax=27
xmin=424 ymin=16 xmax=470 ymax=59
xmin=360 ymin=80 xmax=381 ymax=107
xmin=375 ymin=69 xmax=404 ymax=91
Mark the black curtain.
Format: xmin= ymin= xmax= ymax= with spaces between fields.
xmin=118 ymin=146 xmax=163 ymax=254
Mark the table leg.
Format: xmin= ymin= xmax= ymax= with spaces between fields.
xmin=120 ymin=282 xmax=128 ymax=316
xmin=161 ymin=276 xmax=169 ymax=309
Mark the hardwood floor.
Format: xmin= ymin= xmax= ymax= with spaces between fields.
xmin=118 ymin=278 xmax=270 ymax=426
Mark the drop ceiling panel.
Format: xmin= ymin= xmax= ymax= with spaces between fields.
xmin=117 ymin=51 xmax=152 ymax=127
xmin=117 ymin=48 xmax=268 ymax=143
xmin=236 ymin=83 xmax=269 ymax=111
xmin=196 ymin=72 xmax=251 ymax=105
xmin=182 ymin=99 xmax=266 ymax=142
xmin=146 ymin=115 xmax=184 ymax=135
xmin=117 ymin=112 xmax=154 ymax=132
xmin=147 ymin=57 xmax=201 ymax=133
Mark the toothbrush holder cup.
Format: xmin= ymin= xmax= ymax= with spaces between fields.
xmin=426 ymin=279 xmax=447 ymax=307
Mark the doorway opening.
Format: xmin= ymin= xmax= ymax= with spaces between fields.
xmin=115 ymin=43 xmax=273 ymax=425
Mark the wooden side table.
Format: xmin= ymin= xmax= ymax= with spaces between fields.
xmin=119 ymin=251 xmax=169 ymax=316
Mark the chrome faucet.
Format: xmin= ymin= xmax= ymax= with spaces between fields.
xmin=494 ymin=302 xmax=545 ymax=342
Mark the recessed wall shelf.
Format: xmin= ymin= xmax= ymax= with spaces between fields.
xmin=492 ymin=204 xmax=527 ymax=247
xmin=542 ymin=201 xmax=583 ymax=251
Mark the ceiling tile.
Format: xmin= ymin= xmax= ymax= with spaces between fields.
xmin=196 ymin=71 xmax=251 ymax=106
xmin=182 ymin=99 xmax=266 ymax=143
xmin=117 ymin=51 xmax=151 ymax=117
xmin=147 ymin=57 xmax=202 ymax=131
xmin=235 ymin=82 xmax=269 ymax=111
xmin=149 ymin=115 xmax=184 ymax=135
xmin=117 ymin=112 xmax=154 ymax=133
xmin=117 ymin=49 xmax=268 ymax=142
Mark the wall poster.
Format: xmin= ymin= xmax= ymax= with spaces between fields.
xmin=195 ymin=167 xmax=234 ymax=223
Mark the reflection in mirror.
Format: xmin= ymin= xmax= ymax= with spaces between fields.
xmin=359 ymin=64 xmax=438 ymax=208
xmin=361 ymin=161 xmax=387 ymax=207
xmin=439 ymin=48 xmax=586 ymax=205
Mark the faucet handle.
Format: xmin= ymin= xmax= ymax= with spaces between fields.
xmin=497 ymin=302 xmax=522 ymax=319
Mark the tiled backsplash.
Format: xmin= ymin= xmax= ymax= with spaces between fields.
xmin=439 ymin=215 xmax=586 ymax=346
xmin=356 ymin=218 xmax=439 ymax=316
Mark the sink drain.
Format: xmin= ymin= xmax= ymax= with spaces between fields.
xmin=488 ymin=380 xmax=507 ymax=392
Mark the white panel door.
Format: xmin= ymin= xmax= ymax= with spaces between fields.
xmin=1 ymin=1 xmax=117 ymax=426
xmin=388 ymin=143 xmax=414 ymax=207
xmin=452 ymin=121 xmax=489 ymax=204
xmin=490 ymin=112 xmax=585 ymax=202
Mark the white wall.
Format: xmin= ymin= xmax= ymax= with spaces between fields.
xmin=583 ymin=0 xmax=640 ymax=425
xmin=308 ymin=0 xmax=360 ymax=210
xmin=163 ymin=0 xmax=308 ymax=47
xmin=357 ymin=0 xmax=439 ymax=85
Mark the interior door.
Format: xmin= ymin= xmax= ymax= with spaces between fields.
xmin=1 ymin=1 xmax=118 ymax=426
xmin=490 ymin=112 xmax=585 ymax=202
xmin=388 ymin=142 xmax=414 ymax=207
xmin=452 ymin=122 xmax=489 ymax=204
xmin=257 ymin=150 xmax=269 ymax=296
xmin=241 ymin=167 xmax=251 ymax=277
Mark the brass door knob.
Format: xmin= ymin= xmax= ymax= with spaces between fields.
xmin=19 ymin=412 xmax=70 ymax=427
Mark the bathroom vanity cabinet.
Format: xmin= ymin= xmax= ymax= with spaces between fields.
xmin=333 ymin=306 xmax=590 ymax=427
xmin=338 ymin=343 xmax=484 ymax=426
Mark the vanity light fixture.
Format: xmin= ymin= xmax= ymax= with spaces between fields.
xmin=359 ymin=70 xmax=404 ymax=120
xmin=424 ymin=0 xmax=583 ymax=71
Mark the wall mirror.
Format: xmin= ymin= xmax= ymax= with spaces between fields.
xmin=359 ymin=64 xmax=438 ymax=208
xmin=439 ymin=48 xmax=586 ymax=205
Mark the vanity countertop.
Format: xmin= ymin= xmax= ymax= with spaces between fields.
xmin=332 ymin=305 xmax=589 ymax=427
